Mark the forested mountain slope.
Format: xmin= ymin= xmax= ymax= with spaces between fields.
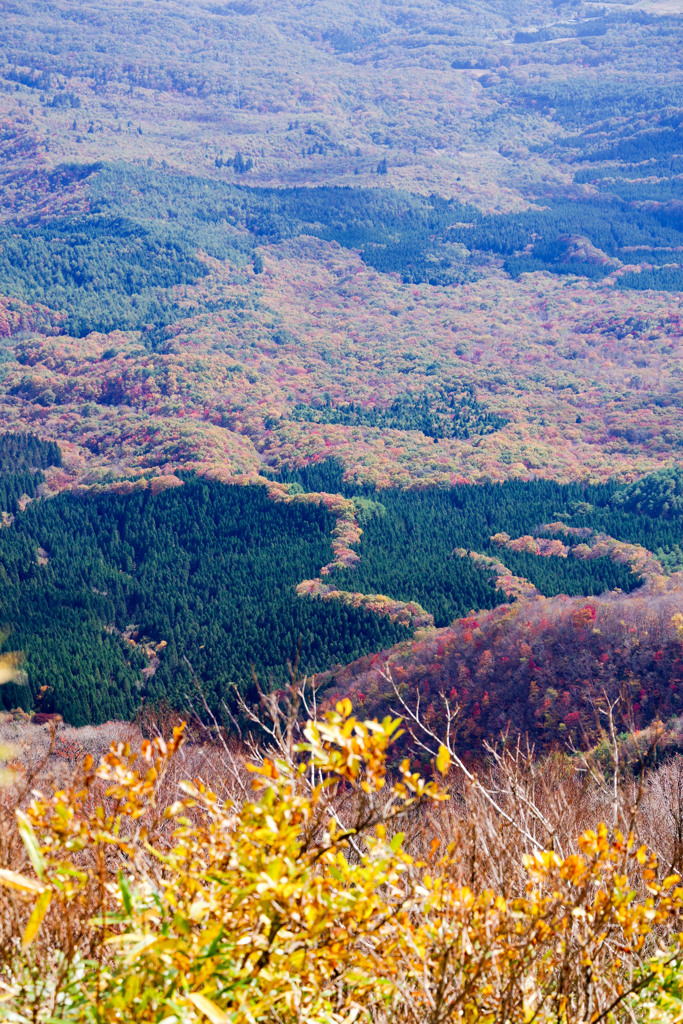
xmin=0 ymin=0 xmax=680 ymax=730
xmin=0 ymin=0 xmax=679 ymax=489
xmin=0 ymin=461 xmax=681 ymax=728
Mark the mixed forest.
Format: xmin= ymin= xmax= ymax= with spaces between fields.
xmin=0 ymin=0 xmax=678 ymax=753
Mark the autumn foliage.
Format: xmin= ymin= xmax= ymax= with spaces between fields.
xmin=2 ymin=701 xmax=683 ymax=1022
xmin=330 ymin=595 xmax=683 ymax=759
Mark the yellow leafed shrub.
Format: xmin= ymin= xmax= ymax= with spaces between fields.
xmin=1 ymin=703 xmax=683 ymax=1023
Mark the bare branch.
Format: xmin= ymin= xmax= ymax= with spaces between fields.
xmin=388 ymin=670 xmax=546 ymax=852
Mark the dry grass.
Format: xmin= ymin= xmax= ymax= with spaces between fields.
xmin=4 ymin=707 xmax=683 ymax=902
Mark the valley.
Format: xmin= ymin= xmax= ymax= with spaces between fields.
xmin=0 ymin=0 xmax=679 ymax=747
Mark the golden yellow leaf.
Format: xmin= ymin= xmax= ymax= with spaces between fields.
xmin=436 ymin=745 xmax=451 ymax=777
xmin=186 ymin=992 xmax=231 ymax=1023
xmin=336 ymin=698 xmax=352 ymax=718
xmin=21 ymin=889 xmax=51 ymax=950
xmin=0 ymin=868 xmax=45 ymax=894
xmin=0 ymin=651 xmax=24 ymax=685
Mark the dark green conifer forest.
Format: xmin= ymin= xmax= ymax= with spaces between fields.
xmin=0 ymin=477 xmax=410 ymax=725
xmin=282 ymin=461 xmax=683 ymax=624
xmin=0 ymin=442 xmax=678 ymax=725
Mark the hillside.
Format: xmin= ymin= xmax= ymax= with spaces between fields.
xmin=0 ymin=0 xmax=681 ymax=488
xmin=0 ymin=0 xmax=680 ymax=730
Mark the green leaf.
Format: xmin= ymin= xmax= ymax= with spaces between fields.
xmin=205 ymin=926 xmax=225 ymax=958
xmin=16 ymin=810 xmax=45 ymax=879
xmin=118 ymin=870 xmax=132 ymax=915
xmin=390 ymin=831 xmax=405 ymax=852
